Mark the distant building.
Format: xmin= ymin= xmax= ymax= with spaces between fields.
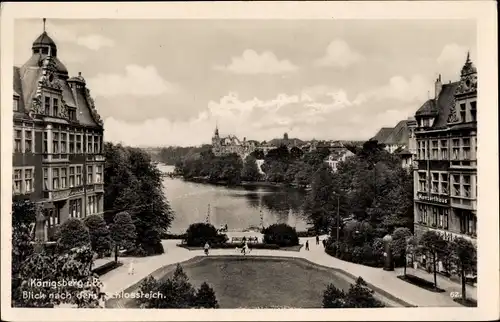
xmin=413 ymin=53 xmax=477 ymax=249
xmin=211 ymin=125 xmax=256 ymax=159
xmin=325 ymin=149 xmax=355 ymax=172
xmin=13 ymin=21 xmax=105 ymax=241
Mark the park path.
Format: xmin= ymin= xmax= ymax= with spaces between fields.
xmin=99 ymin=237 xmax=475 ymax=307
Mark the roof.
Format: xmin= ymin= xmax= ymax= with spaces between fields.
xmin=384 ymin=119 xmax=410 ymax=145
xmin=14 ymin=54 xmax=102 ymax=128
xmin=21 ymin=52 xmax=68 ymax=74
xmin=32 ymin=32 xmax=57 ymax=48
xmin=431 ymin=82 xmax=460 ymax=128
xmin=371 ymin=127 xmax=393 ymax=143
xmin=415 ymin=99 xmax=438 ymax=116
xmin=398 ymin=148 xmax=413 ymax=155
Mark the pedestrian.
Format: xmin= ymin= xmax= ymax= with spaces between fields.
xmin=204 ymin=242 xmax=210 ymax=256
xmin=322 ymin=239 xmax=326 ymax=248
xmin=305 ymin=240 xmax=309 ymax=251
xmin=128 ymin=259 xmax=135 ymax=275
xmin=316 ymin=235 xmax=320 ymax=245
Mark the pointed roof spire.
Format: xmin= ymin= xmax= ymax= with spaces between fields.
xmin=466 ymin=50 xmax=470 ymax=63
xmin=43 ymin=18 xmax=46 ymax=33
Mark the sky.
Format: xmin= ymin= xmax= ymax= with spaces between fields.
xmin=14 ymin=19 xmax=477 ymax=147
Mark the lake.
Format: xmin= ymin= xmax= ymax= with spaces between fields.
xmin=159 ymin=165 xmax=311 ymax=234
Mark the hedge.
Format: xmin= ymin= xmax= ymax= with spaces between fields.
xmin=262 ymin=223 xmax=299 ymax=247
xmin=325 ymin=240 xmax=384 ymax=268
xmin=179 ymin=243 xmax=281 ymax=250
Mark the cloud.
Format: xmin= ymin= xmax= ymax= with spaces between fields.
xmin=214 ymin=49 xmax=298 ymax=74
xmin=354 ymin=75 xmax=433 ymax=105
xmin=437 ymin=43 xmax=474 ymax=80
xmin=314 ymin=39 xmax=364 ymax=68
xmin=86 ymin=65 xmax=178 ymax=97
xmin=43 ymin=21 xmax=115 ymax=51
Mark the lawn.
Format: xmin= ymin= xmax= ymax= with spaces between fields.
xmin=160 ymin=256 xmax=353 ymax=308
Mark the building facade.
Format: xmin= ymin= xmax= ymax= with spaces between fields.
xmin=413 ymin=54 xmax=477 ymax=250
xmin=211 ymin=126 xmax=257 ymax=159
xmin=13 ymin=25 xmax=105 ymax=241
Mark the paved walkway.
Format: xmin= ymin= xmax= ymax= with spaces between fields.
xmin=99 ymin=237 xmax=473 ymax=307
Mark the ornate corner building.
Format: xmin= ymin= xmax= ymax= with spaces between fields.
xmin=12 ymin=23 xmax=105 ymax=241
xmin=413 ymin=53 xmax=477 ymax=245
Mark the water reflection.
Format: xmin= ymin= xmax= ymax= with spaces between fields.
xmin=160 ymin=165 xmax=310 ymax=234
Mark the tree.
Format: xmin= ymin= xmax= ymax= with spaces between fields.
xmin=185 ymin=223 xmax=228 ymax=247
xmin=451 ymin=237 xmax=477 ymax=302
xmin=419 ymin=231 xmax=449 ymax=289
xmin=104 ymin=143 xmax=175 ymax=256
xmin=241 ymin=155 xmax=262 ymax=182
xmin=304 ymin=165 xmax=337 ymax=232
xmin=57 ymin=218 xmax=91 ymax=253
xmin=149 ymin=264 xmax=196 ymax=308
xmin=322 ymin=277 xmax=384 ymax=308
xmin=322 ymin=284 xmax=348 ymax=308
xmin=194 ymin=282 xmax=219 ymax=308
xmin=289 ymin=146 xmax=304 ymax=160
xmin=110 ymin=211 xmax=137 ymax=262
xmin=250 ymin=149 xmax=265 ymax=160
xmin=84 ymin=214 xmax=112 ymax=258
xmin=11 ymin=200 xmax=36 ymax=306
xmin=391 ymin=227 xmax=412 ymax=276
xmin=262 ymin=223 xmax=299 ymax=247
xmin=15 ymin=245 xmax=104 ymax=308
xmin=137 ymin=275 xmax=159 ymax=308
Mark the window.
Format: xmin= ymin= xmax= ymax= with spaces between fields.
xmin=60 ymin=132 xmax=67 ymax=154
xmin=452 ymin=174 xmax=460 ymax=196
xmin=44 ymin=97 xmax=50 ymax=114
xmin=69 ymin=108 xmax=76 ymax=121
xmin=76 ymin=166 xmax=82 ymax=186
xmin=53 ymin=98 xmax=59 ymax=117
xmin=47 ymin=209 xmax=60 ymax=227
xmin=13 ymin=169 xmax=22 ymax=194
xmin=432 ymin=208 xmax=438 ymax=226
xmin=418 ymin=172 xmax=427 ymax=192
xmin=440 ymin=140 xmax=448 ymax=160
xmin=430 ymin=140 xmax=438 ymax=160
xmin=53 ymin=132 xmax=59 ymax=154
xmin=43 ymin=168 xmax=49 ymax=190
xmin=452 ymin=139 xmax=460 ymax=160
xmin=43 ymin=132 xmax=48 ymax=153
xmin=68 ymin=134 xmax=75 ymax=153
xmin=52 ymin=168 xmax=59 ymax=190
xmin=463 ymin=175 xmax=471 ymax=197
xmin=462 ymin=138 xmax=470 ymax=160
xmin=93 ymin=135 xmax=99 ymax=154
xmin=422 ymin=205 xmax=428 ymax=224
xmin=24 ymin=168 xmax=33 ymax=193
xmin=87 ymin=195 xmax=99 ymax=215
xmin=440 ymin=173 xmax=448 ymax=194
xmin=61 ymin=168 xmax=67 ymax=189
xmin=418 ymin=140 xmax=427 ymax=160
xmin=470 ymin=101 xmax=477 ymax=122
xmin=459 ymin=210 xmax=476 ymax=235
xmin=443 ymin=209 xmax=449 ymax=229
xmin=70 ymin=199 xmax=82 ymax=218
xmin=87 ymin=134 xmax=93 ymax=153
xmin=87 ymin=165 xmax=93 ymax=184
xmin=13 ymin=98 xmax=19 ymax=111
xmin=460 ymin=103 xmax=466 ymax=122
xmin=95 ymin=165 xmax=103 ymax=183
xmin=69 ymin=167 xmax=75 ymax=187
xmin=14 ymin=129 xmax=22 ymax=153
xmin=24 ymin=130 xmax=33 ymax=153
xmin=76 ymin=134 xmax=82 ymax=153
xmin=431 ymin=173 xmax=439 ymax=193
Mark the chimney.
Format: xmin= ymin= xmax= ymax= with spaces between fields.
xmin=78 ymin=72 xmax=82 ymax=76
xmin=435 ymin=74 xmax=442 ymax=99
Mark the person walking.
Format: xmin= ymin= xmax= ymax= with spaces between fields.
xmin=204 ymin=242 xmax=210 ymax=256
xmin=322 ymin=239 xmax=326 ymax=248
xmin=305 ymin=240 xmax=309 ymax=251
xmin=316 ymin=235 xmax=320 ymax=245
xmin=128 ymin=259 xmax=135 ymax=275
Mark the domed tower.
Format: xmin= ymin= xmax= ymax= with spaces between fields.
xmin=212 ymin=124 xmax=221 ymax=156
xmin=21 ymin=19 xmax=69 ymax=78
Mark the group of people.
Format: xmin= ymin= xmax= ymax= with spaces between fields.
xmin=204 ymin=241 xmax=250 ymax=256
xmin=304 ymin=235 xmax=326 ymax=251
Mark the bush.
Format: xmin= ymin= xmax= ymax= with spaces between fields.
xmin=185 ymin=223 xmax=228 ymax=247
xmin=262 ymin=223 xmax=299 ymax=247
xmin=324 ymin=239 xmax=383 ymax=268
xmin=194 ymin=282 xmax=219 ymax=308
xmin=84 ymin=214 xmax=112 ymax=257
xmin=57 ymin=218 xmax=90 ymax=252
xmin=323 ymin=277 xmax=385 ymax=308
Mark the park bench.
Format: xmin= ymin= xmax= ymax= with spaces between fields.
xmin=231 ymin=236 xmax=259 ymax=243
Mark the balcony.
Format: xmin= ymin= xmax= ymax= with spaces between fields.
xmin=451 ymin=196 xmax=476 ymax=210
xmin=94 ymin=183 xmax=104 ymax=192
xmin=46 ymin=188 xmax=71 ymax=201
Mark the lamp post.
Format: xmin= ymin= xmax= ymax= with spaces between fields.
xmin=382 ymin=234 xmax=394 ymax=271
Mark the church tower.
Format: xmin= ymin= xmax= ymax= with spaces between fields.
xmin=212 ymin=124 xmax=221 ymax=156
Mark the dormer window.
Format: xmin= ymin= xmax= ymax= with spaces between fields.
xmin=13 ymin=98 xmax=19 ymax=111
xmin=470 ymin=101 xmax=477 ymax=122
xmin=41 ymin=47 xmax=49 ymax=55
xmin=53 ymin=98 xmax=59 ymax=117
xmin=460 ymin=103 xmax=466 ymax=122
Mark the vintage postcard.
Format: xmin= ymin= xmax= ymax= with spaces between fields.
xmin=1 ymin=1 xmax=498 ymax=321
